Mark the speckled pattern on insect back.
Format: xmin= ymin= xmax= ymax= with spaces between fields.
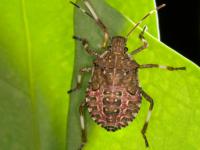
xmin=86 ymin=39 xmax=141 ymax=131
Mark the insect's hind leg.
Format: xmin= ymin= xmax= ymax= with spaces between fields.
xmin=67 ymin=67 xmax=92 ymax=93
xmin=79 ymin=101 xmax=87 ymax=150
xmin=130 ymin=26 xmax=148 ymax=56
xmin=140 ymin=88 xmax=154 ymax=147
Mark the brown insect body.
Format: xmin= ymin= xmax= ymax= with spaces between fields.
xmin=86 ymin=36 xmax=141 ymax=131
xmin=68 ymin=2 xmax=185 ymax=148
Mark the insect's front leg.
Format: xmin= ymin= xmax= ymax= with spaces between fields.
xmin=139 ymin=64 xmax=186 ymax=71
xmin=82 ymin=0 xmax=109 ymax=47
xmin=73 ymin=36 xmax=99 ymax=57
xmin=68 ymin=67 xmax=92 ymax=93
xmin=129 ymin=26 xmax=148 ymax=56
xmin=140 ymin=87 xmax=154 ymax=147
xmin=70 ymin=0 xmax=109 ymax=47
xmin=79 ymin=101 xmax=87 ymax=150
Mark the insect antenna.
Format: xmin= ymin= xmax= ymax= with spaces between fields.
xmin=126 ymin=4 xmax=166 ymax=38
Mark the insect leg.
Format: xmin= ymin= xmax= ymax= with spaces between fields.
xmin=126 ymin=4 xmax=166 ymax=38
xmin=139 ymin=64 xmax=186 ymax=71
xmin=70 ymin=0 xmax=109 ymax=47
xmin=79 ymin=101 xmax=87 ymax=150
xmin=83 ymin=0 xmax=109 ymax=47
xmin=73 ymin=36 xmax=99 ymax=56
xmin=130 ymin=26 xmax=148 ymax=56
xmin=67 ymin=67 xmax=92 ymax=93
xmin=140 ymin=88 xmax=154 ymax=147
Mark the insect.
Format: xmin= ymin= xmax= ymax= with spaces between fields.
xmin=68 ymin=0 xmax=186 ymax=149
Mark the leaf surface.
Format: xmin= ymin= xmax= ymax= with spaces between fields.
xmin=0 ymin=0 xmax=73 ymax=149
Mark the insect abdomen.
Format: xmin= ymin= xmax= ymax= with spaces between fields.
xmin=86 ymin=86 xmax=141 ymax=131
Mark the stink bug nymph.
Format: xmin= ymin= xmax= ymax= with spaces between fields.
xmin=68 ymin=1 xmax=186 ymax=149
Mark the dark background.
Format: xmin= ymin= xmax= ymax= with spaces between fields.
xmin=155 ymin=0 xmax=199 ymax=65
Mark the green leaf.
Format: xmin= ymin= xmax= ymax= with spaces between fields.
xmin=0 ymin=0 xmax=73 ymax=150
xmin=0 ymin=0 xmax=199 ymax=150
xmin=68 ymin=0 xmax=200 ymax=150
